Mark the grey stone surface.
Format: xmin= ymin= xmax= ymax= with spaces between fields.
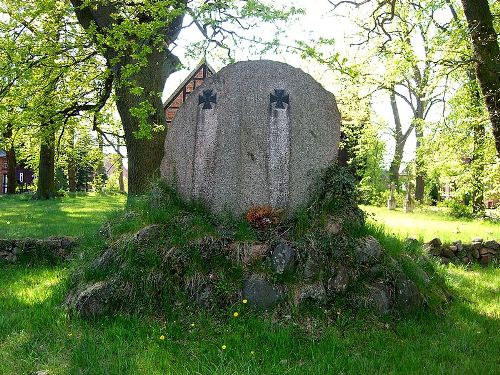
xmin=294 ymin=282 xmax=326 ymax=304
xmin=70 ymin=281 xmax=116 ymax=319
xmin=271 ymin=242 xmax=296 ymax=274
xmin=161 ymin=60 xmax=341 ymax=216
xmin=243 ymin=274 xmax=282 ymax=309
xmin=484 ymin=240 xmax=500 ymax=251
xmin=368 ymin=284 xmax=392 ymax=315
xmin=303 ymin=250 xmax=326 ymax=280
xmin=327 ymin=265 xmax=350 ymax=294
xmin=395 ymin=276 xmax=423 ymax=313
xmin=354 ymin=236 xmax=383 ymax=265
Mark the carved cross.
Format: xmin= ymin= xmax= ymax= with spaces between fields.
xmin=270 ymin=89 xmax=289 ymax=109
xmin=199 ymin=89 xmax=217 ymax=109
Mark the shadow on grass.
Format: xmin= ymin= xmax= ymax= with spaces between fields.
xmin=0 ymin=263 xmax=499 ymax=374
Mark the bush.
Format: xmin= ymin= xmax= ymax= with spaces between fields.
xmin=440 ymin=199 xmax=473 ymax=219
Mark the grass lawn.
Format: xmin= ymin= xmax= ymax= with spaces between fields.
xmin=362 ymin=205 xmax=500 ymax=243
xmin=0 ymin=193 xmax=126 ymax=239
xmin=0 ymin=196 xmax=499 ymax=374
xmin=0 ymin=263 xmax=498 ymax=374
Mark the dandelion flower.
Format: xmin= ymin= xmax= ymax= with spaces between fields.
xmin=222 ymin=344 xmax=227 ymax=350
xmin=242 ymin=299 xmax=248 ymax=304
xmin=233 ymin=312 xmax=239 ymax=317
xmin=191 ymin=323 xmax=195 ymax=327
xmin=159 ymin=335 xmax=165 ymax=340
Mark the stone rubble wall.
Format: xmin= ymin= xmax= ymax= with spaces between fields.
xmin=0 ymin=237 xmax=77 ymax=264
xmin=424 ymin=237 xmax=499 ymax=266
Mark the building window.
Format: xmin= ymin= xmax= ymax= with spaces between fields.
xmin=19 ymin=172 xmax=24 ymax=183
xmin=3 ymin=162 xmax=7 ymax=169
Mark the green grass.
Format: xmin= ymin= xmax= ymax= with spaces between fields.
xmin=0 ymin=263 xmax=498 ymax=374
xmin=362 ymin=205 xmax=500 ymax=243
xmin=0 ymin=193 xmax=126 ymax=239
xmin=0 ymin=196 xmax=499 ymax=374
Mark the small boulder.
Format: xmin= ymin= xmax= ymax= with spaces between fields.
xmin=479 ymin=247 xmax=496 ymax=257
xmin=89 ymin=248 xmax=118 ymax=273
xmin=243 ymin=275 xmax=282 ymax=309
xmin=470 ymin=247 xmax=481 ymax=259
xmin=70 ymin=281 xmax=117 ymax=319
xmin=472 ymin=237 xmax=483 ymax=244
xmin=367 ymin=284 xmax=392 ymax=315
xmin=394 ymin=276 xmax=423 ymax=313
xmin=484 ymin=240 xmax=500 ymax=251
xmin=135 ymin=224 xmax=164 ymax=244
xmin=442 ymin=246 xmax=456 ymax=259
xmin=294 ymin=282 xmax=326 ymax=304
xmin=354 ymin=236 xmax=383 ymax=265
xmin=428 ymin=238 xmax=442 ymax=248
xmin=0 ymin=251 xmax=16 ymax=263
xmin=271 ymin=242 xmax=296 ymax=274
xmin=243 ymin=243 xmax=269 ymax=265
xmin=453 ymin=240 xmax=463 ymax=252
xmin=325 ymin=218 xmax=342 ymax=235
xmin=480 ymin=254 xmax=493 ymax=265
xmin=327 ymin=265 xmax=350 ymax=294
xmin=404 ymin=238 xmax=419 ymax=248
xmin=303 ymin=250 xmax=326 ymax=280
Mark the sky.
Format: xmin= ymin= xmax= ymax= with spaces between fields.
xmin=162 ymin=0 xmax=424 ymax=168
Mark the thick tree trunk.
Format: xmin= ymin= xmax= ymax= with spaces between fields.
xmin=460 ymin=0 xmax=500 ymax=156
xmin=115 ymin=49 xmax=178 ymax=195
xmin=37 ymin=130 xmax=56 ymax=199
xmin=6 ymin=146 xmax=16 ymax=194
xmin=470 ymin=77 xmax=485 ymax=215
xmin=70 ymin=0 xmax=185 ymax=195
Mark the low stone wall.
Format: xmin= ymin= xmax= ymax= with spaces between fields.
xmin=425 ymin=238 xmax=499 ymax=266
xmin=0 ymin=237 xmax=77 ymax=264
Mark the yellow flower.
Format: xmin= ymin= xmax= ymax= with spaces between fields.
xmin=222 ymin=344 xmax=227 ymax=350
xmin=233 ymin=312 xmax=239 ymax=317
xmin=67 ymin=333 xmax=73 ymax=337
xmin=242 ymin=299 xmax=248 ymax=304
xmin=191 ymin=323 xmax=195 ymax=327
xmin=159 ymin=335 xmax=165 ymax=340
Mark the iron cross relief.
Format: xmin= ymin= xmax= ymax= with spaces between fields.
xmin=270 ymin=89 xmax=289 ymax=109
xmin=199 ymin=89 xmax=217 ymax=109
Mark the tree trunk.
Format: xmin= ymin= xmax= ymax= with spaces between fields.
xmin=114 ymin=48 xmax=178 ymax=195
xmin=70 ymin=0 xmax=185 ymax=195
xmin=6 ymin=145 xmax=16 ymax=194
xmin=470 ymin=77 xmax=485 ymax=215
xmin=118 ymin=161 xmax=125 ymax=193
xmin=68 ymin=128 xmax=77 ymax=192
xmin=37 ymin=130 xmax=56 ymax=199
xmin=471 ymin=122 xmax=485 ymax=214
xmin=388 ymin=90 xmax=412 ymax=189
xmin=460 ymin=0 xmax=500 ymax=156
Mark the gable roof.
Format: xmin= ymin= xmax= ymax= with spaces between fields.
xmin=163 ymin=60 xmax=216 ymax=125
xmin=163 ymin=60 xmax=215 ymax=109
xmin=0 ymin=150 xmax=6 ymax=158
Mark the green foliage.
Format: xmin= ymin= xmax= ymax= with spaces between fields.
xmin=440 ymin=199 xmax=473 ymax=219
xmin=312 ymin=164 xmax=361 ymax=214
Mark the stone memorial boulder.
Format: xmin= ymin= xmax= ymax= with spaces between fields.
xmin=161 ymin=60 xmax=341 ymax=216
